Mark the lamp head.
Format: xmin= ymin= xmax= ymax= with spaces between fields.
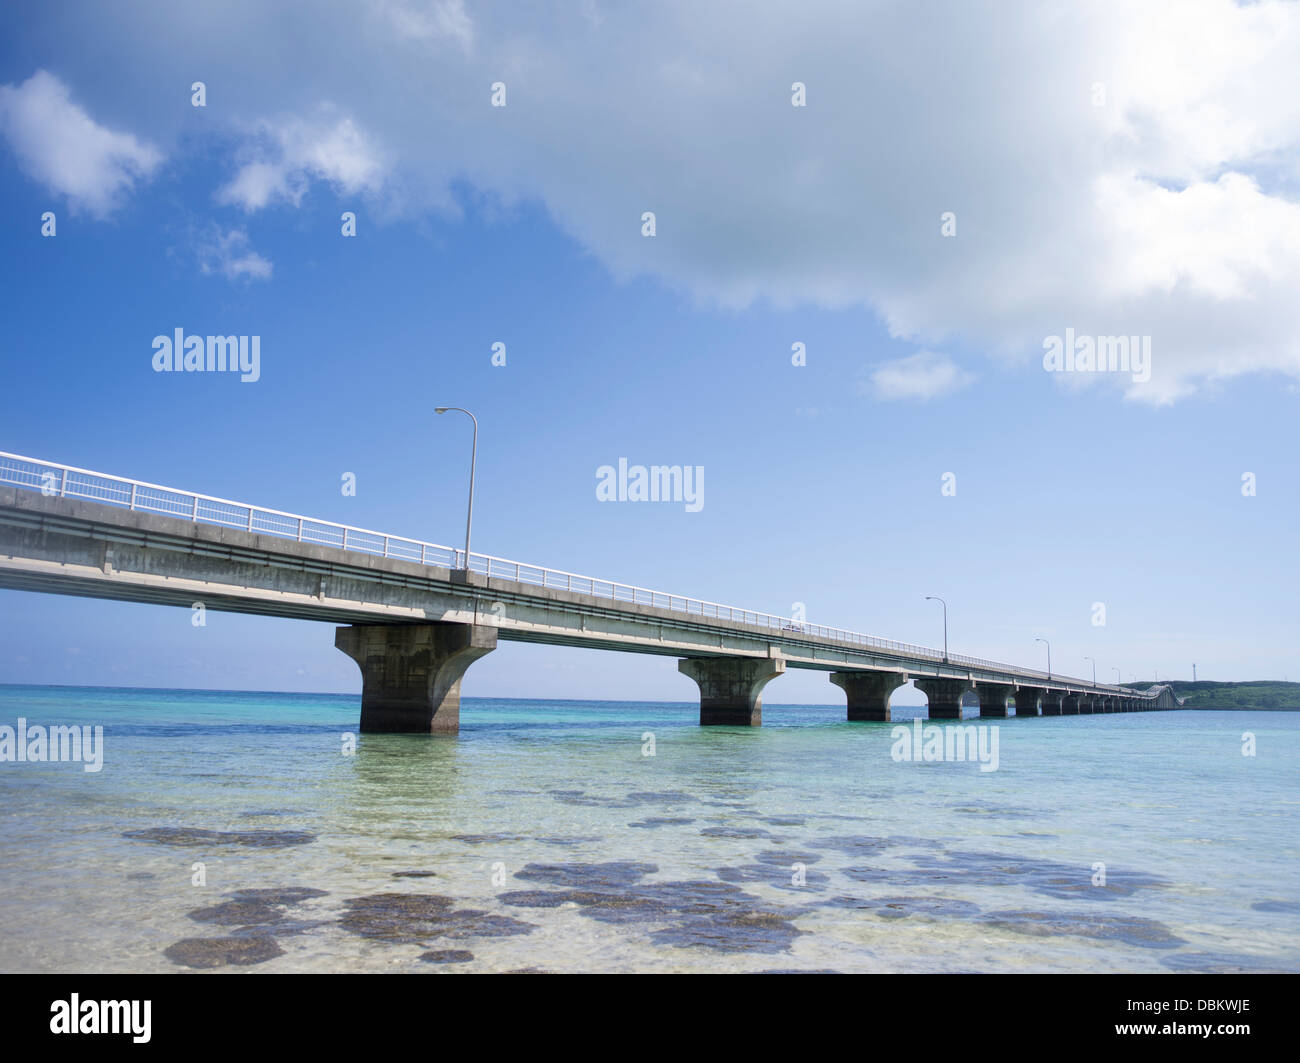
xmin=435 ymin=407 xmax=449 ymax=414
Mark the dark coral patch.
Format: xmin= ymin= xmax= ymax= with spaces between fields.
xmin=700 ymin=826 xmax=770 ymax=839
xmin=123 ymin=826 xmax=315 ymax=848
xmin=164 ymin=936 xmax=284 ymax=968
xmin=513 ymin=861 xmax=658 ymax=889
xmin=230 ymin=887 xmax=328 ymax=904
xmin=419 ymin=949 xmax=474 ymax=964
xmin=188 ymin=900 xmax=285 ymax=926
xmin=981 ymin=909 xmax=1184 ymax=949
xmin=499 ymin=874 xmax=803 ymax=953
xmin=340 ymin=893 xmax=533 ymax=944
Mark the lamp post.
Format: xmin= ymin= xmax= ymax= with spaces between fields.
xmin=435 ymin=406 xmax=477 ymax=570
xmin=1035 ymin=636 xmax=1051 ymax=679
xmin=1114 ymin=667 xmax=1122 ymax=687
xmin=924 ymin=596 xmax=948 ymax=663
xmin=1084 ymin=656 xmax=1096 ymax=687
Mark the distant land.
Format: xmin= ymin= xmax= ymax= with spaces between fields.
xmin=1132 ymin=680 xmax=1300 ymax=711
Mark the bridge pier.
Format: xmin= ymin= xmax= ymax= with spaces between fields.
xmin=1041 ymin=692 xmax=1065 ymax=716
xmin=679 ymin=655 xmax=785 ymax=726
xmin=978 ymin=683 xmax=1015 ymax=717
xmin=335 ymin=622 xmax=497 ymax=734
xmin=1078 ymin=696 xmax=1095 ymax=714
xmin=1060 ymin=694 xmax=1083 ymax=715
xmin=1013 ymin=687 xmax=1043 ymax=717
xmin=830 ymin=670 xmax=908 ymax=722
xmin=914 ymin=677 xmax=976 ymax=720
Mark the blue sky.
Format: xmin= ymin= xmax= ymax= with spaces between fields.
xmin=1 ymin=2 xmax=1297 ymax=702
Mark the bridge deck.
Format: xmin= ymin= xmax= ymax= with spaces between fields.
xmin=0 ymin=451 xmax=1158 ymax=702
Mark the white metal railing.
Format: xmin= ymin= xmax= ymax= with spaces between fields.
xmin=0 ymin=450 xmax=1152 ymax=697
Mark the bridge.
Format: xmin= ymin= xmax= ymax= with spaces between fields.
xmin=0 ymin=451 xmax=1181 ymax=733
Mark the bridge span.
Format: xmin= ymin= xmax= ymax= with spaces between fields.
xmin=0 ymin=451 xmax=1180 ymax=733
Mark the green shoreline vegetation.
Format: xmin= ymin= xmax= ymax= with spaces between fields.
xmin=1129 ymin=680 xmax=1300 ymax=710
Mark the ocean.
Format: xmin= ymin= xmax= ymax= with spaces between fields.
xmin=0 ymin=685 xmax=1296 ymax=973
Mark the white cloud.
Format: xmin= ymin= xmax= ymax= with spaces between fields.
xmin=20 ymin=0 xmax=1300 ymax=400
xmin=379 ymin=0 xmax=473 ymax=49
xmin=196 ymin=225 xmax=272 ymax=282
xmin=0 ymin=70 xmax=161 ymax=216
xmin=866 ymin=352 xmax=974 ymax=402
xmin=217 ymin=111 xmax=387 ymax=211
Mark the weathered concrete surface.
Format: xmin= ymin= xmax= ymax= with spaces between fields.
xmin=830 ymin=670 xmax=909 ymax=722
xmin=678 ymin=654 xmax=785 ymax=726
xmin=914 ymin=677 xmax=977 ymax=720
xmin=1041 ymin=692 xmax=1065 ymax=716
xmin=336 ymin=622 xmax=497 ymax=733
xmin=978 ymin=683 xmax=1015 ymax=717
xmin=1013 ymin=687 xmax=1043 ymax=717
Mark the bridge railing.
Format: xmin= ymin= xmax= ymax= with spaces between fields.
xmin=0 ymin=450 xmax=1146 ymax=697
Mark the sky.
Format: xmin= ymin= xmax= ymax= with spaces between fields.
xmin=0 ymin=0 xmax=1297 ymax=705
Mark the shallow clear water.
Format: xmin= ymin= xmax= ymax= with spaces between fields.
xmin=0 ymin=684 xmax=1296 ymax=973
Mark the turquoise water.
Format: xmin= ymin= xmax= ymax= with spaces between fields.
xmin=0 ymin=684 xmax=1296 ymax=973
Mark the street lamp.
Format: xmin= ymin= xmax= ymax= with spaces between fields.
xmin=1084 ymin=656 xmax=1096 ymax=687
xmin=435 ymin=406 xmax=477 ymax=570
xmin=1114 ymin=667 xmax=1122 ymax=687
xmin=1035 ymin=636 xmax=1051 ymax=679
xmin=924 ymin=596 xmax=948 ymax=663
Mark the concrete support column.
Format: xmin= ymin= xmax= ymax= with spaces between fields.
xmin=1013 ymin=687 xmax=1043 ymax=717
xmin=830 ymin=670 xmax=908 ymax=722
xmin=914 ymin=677 xmax=976 ymax=720
xmin=336 ymin=622 xmax=497 ymax=734
xmin=1060 ymin=694 xmax=1082 ymax=715
xmin=1078 ymin=697 xmax=1095 ymax=714
xmin=978 ymin=683 xmax=1015 ymax=717
xmin=679 ymin=655 xmax=785 ymax=726
xmin=1040 ymin=691 xmax=1065 ymax=716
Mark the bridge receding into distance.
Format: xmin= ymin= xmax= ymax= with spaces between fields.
xmin=0 ymin=451 xmax=1182 ymax=733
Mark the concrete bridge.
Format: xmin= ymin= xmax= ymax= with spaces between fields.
xmin=0 ymin=451 xmax=1181 ymax=733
